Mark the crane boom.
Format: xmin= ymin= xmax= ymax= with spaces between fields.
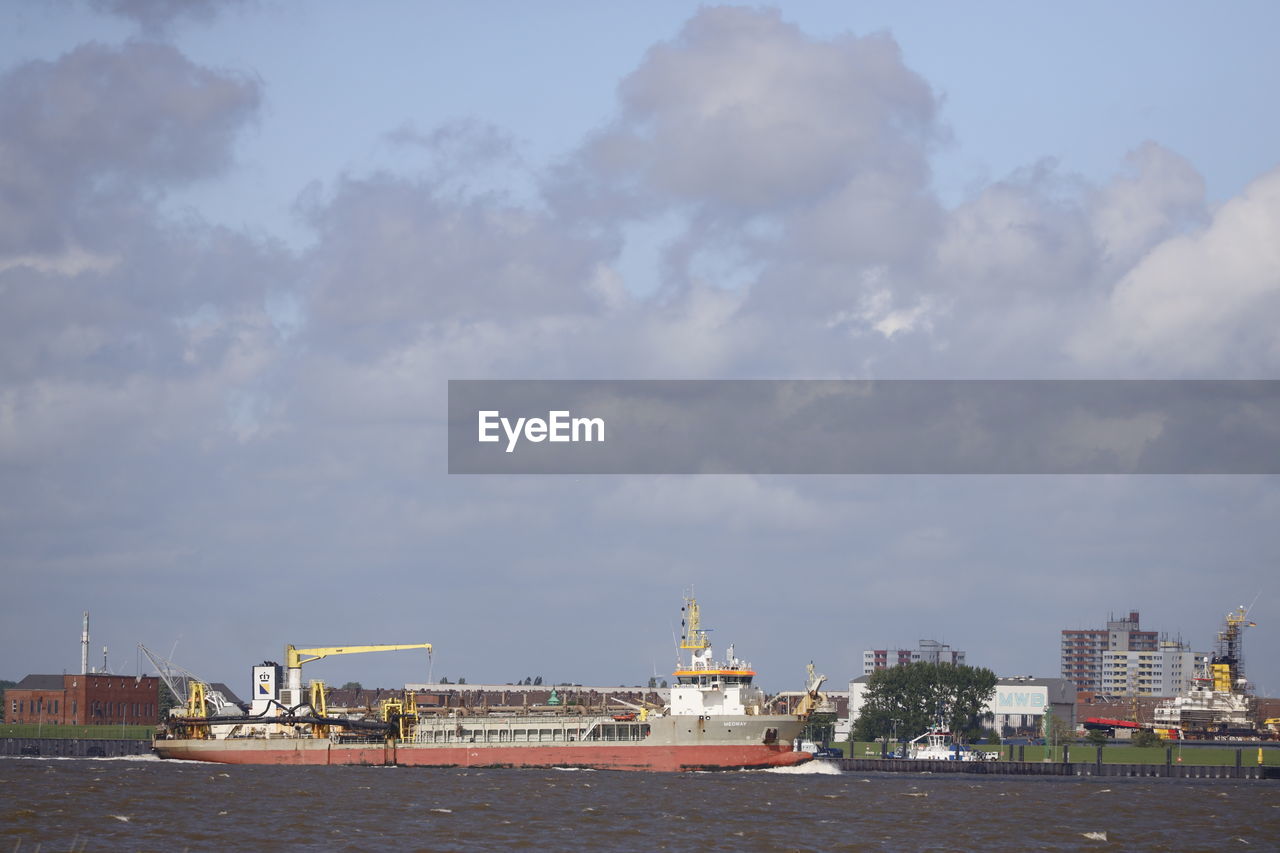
xmin=286 ymin=643 xmax=433 ymax=669
xmin=282 ymin=643 xmax=433 ymax=701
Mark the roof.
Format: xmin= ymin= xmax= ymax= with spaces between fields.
xmin=208 ymin=682 xmax=244 ymax=706
xmin=14 ymin=674 xmax=66 ymax=690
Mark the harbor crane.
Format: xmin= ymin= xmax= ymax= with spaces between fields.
xmin=138 ymin=643 xmax=240 ymax=717
xmin=282 ymin=643 xmax=433 ymax=704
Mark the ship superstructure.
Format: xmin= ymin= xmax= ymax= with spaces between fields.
xmin=153 ymin=596 xmax=817 ymax=771
xmin=1153 ymin=606 xmax=1258 ymax=738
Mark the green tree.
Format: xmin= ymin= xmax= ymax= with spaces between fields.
xmin=1046 ymin=715 xmax=1076 ymax=746
xmin=340 ymin=681 xmax=363 ymax=691
xmin=158 ymin=681 xmax=182 ymax=716
xmin=851 ymin=662 xmax=998 ymax=744
xmin=0 ymin=679 xmax=15 ymax=716
xmin=1131 ymin=729 xmax=1162 ymax=748
xmin=802 ymin=712 xmax=837 ymax=746
xmin=1084 ymin=728 xmax=1109 ymax=747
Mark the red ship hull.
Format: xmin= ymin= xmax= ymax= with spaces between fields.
xmin=153 ymin=739 xmax=811 ymax=772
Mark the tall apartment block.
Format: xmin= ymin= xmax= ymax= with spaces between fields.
xmin=1061 ymin=610 xmax=1161 ymax=700
xmin=862 ymin=639 xmax=965 ymax=676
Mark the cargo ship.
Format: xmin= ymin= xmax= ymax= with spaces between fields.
xmin=153 ymin=597 xmax=822 ymax=771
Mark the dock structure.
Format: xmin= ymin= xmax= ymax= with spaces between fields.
xmin=829 ymin=750 xmax=1278 ymax=780
xmin=0 ymin=737 xmax=152 ymax=758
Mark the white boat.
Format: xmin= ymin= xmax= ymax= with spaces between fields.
xmin=904 ymin=726 xmax=989 ymax=761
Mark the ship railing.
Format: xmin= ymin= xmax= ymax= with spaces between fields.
xmin=408 ymin=716 xmax=651 ymax=745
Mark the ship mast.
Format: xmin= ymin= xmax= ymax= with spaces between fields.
xmin=1211 ymin=606 xmax=1256 ymax=693
xmin=680 ymin=596 xmax=710 ymax=651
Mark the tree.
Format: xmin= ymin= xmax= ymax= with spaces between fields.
xmin=0 ymin=678 xmax=17 ymax=717
xmin=1046 ymin=715 xmax=1076 ymax=746
xmin=1085 ymin=728 xmax=1109 ymax=747
xmin=803 ymin=712 xmax=837 ymax=746
xmin=158 ymin=681 xmax=182 ymax=716
xmin=851 ymin=662 xmax=998 ymax=744
xmin=1131 ymin=729 xmax=1162 ymax=748
xmin=340 ymin=682 xmax=363 ymax=692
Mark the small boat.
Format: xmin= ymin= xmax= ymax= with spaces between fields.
xmin=904 ymin=726 xmax=985 ymax=761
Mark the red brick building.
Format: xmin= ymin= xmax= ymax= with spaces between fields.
xmin=5 ymin=673 xmax=160 ymax=726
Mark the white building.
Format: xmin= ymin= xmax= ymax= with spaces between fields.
xmin=1098 ymin=641 xmax=1207 ymax=698
xmin=861 ymin=639 xmax=966 ymax=676
xmin=847 ymin=675 xmax=1075 ymax=737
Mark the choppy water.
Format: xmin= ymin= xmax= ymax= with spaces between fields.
xmin=2 ymin=756 xmax=1277 ymax=852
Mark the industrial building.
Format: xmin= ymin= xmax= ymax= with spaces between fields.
xmin=4 ymin=610 xmax=161 ymax=727
xmin=5 ymin=673 xmax=160 ymax=726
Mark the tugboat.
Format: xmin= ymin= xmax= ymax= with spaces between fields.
xmin=903 ymin=726 xmax=986 ymax=761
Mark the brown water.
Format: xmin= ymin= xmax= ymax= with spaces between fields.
xmin=2 ymin=756 xmax=1277 ymax=851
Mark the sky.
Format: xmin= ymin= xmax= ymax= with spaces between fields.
xmin=2 ymin=1 xmax=1278 ymax=699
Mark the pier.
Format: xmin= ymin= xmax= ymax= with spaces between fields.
xmin=829 ymin=751 xmax=1278 ymax=780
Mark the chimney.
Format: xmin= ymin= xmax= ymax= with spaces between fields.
xmin=81 ymin=611 xmax=90 ymax=675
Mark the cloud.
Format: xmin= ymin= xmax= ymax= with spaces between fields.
xmin=1071 ymin=165 xmax=1280 ymax=374
xmin=1088 ymin=141 xmax=1206 ymax=275
xmin=297 ymin=174 xmax=620 ymax=362
xmin=89 ymin=0 xmax=248 ymax=37
xmin=0 ymin=40 xmax=260 ymax=256
xmin=598 ymin=475 xmax=843 ymax=531
xmin=576 ymin=6 xmax=938 ymax=215
xmin=1 ymin=7 xmax=1277 ymax=691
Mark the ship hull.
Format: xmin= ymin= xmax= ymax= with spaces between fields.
xmin=152 ymin=738 xmax=811 ymax=771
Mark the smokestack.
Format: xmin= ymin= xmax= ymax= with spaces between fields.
xmin=81 ymin=611 xmax=89 ymax=675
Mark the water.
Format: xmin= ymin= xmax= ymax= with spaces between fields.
xmin=2 ymin=756 xmax=1276 ymax=851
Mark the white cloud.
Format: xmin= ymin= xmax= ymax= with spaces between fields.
xmin=572 ymin=6 xmax=939 ymax=215
xmin=1071 ymin=165 xmax=1280 ymax=374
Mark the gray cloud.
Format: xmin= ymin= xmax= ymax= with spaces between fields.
xmin=0 ymin=40 xmax=260 ymax=256
xmin=297 ymin=174 xmax=619 ymax=362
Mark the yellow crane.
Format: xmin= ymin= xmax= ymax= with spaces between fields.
xmin=282 ymin=643 xmax=433 ymax=705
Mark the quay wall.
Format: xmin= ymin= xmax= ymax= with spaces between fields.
xmin=831 ymin=757 xmax=1277 ymax=780
xmin=1 ymin=737 xmax=152 ymax=758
